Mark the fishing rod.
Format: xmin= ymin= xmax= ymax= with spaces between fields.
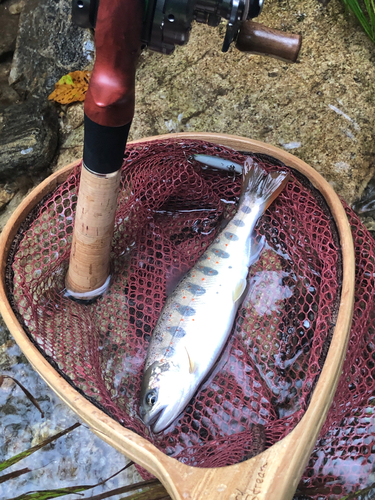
xmin=65 ymin=0 xmax=302 ymax=299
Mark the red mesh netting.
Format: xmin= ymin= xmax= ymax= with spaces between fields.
xmin=5 ymin=139 xmax=375 ymax=499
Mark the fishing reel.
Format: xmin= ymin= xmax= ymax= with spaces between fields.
xmin=72 ymin=0 xmax=264 ymax=54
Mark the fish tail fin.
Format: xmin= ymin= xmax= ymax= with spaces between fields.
xmin=240 ymin=158 xmax=290 ymax=212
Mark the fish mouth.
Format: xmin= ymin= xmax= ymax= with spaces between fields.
xmin=151 ymin=406 xmax=177 ymax=434
xmin=141 ymin=405 xmax=167 ymax=432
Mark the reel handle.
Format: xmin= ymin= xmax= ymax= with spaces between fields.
xmin=236 ymin=21 xmax=302 ymax=62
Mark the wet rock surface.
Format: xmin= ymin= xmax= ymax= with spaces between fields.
xmin=53 ymin=102 xmax=84 ymax=171
xmin=9 ymin=0 xmax=94 ymax=99
xmin=0 ymin=59 xmax=20 ymax=107
xmin=0 ymin=320 xmax=143 ymax=500
xmin=0 ymin=97 xmax=58 ymax=181
xmin=0 ymin=1 xmax=20 ymax=57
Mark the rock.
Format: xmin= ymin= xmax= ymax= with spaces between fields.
xmin=0 ymin=60 xmax=21 ymax=107
xmin=0 ymin=2 xmax=20 ymax=57
xmin=59 ymin=102 xmax=85 ymax=136
xmin=8 ymin=0 xmax=27 ymax=15
xmin=0 ymin=176 xmax=37 ymax=232
xmin=0 ymin=97 xmax=58 ymax=181
xmin=53 ymin=143 xmax=83 ymax=172
xmin=9 ymin=0 xmax=95 ymax=99
xmin=52 ymin=103 xmax=84 ymax=171
xmin=0 ymin=184 xmax=15 ymax=209
xmin=53 ymin=124 xmax=83 ymax=172
xmin=0 ymin=317 xmax=12 ymax=346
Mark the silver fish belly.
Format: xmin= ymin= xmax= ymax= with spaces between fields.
xmin=139 ymin=158 xmax=289 ymax=433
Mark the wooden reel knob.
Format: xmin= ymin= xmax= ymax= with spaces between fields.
xmin=236 ymin=21 xmax=302 ymax=63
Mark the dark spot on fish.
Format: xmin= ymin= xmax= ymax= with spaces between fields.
xmin=187 ymin=282 xmax=206 ymax=295
xmin=232 ymin=219 xmax=245 ymax=227
xmin=154 ymin=332 xmax=164 ymax=342
xmin=175 ymin=304 xmax=196 ymax=316
xmin=212 ymin=248 xmax=230 ymax=258
xmin=241 ymin=205 xmax=252 ymax=214
xmin=168 ymin=326 xmax=187 ymax=338
xmin=199 ymin=266 xmax=219 ymax=276
xmin=215 ymin=238 xmax=220 ymax=243
xmin=159 ymin=362 xmax=170 ymax=373
xmin=224 ymin=232 xmax=239 ymax=241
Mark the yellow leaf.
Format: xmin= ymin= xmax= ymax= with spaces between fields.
xmin=48 ymin=71 xmax=92 ymax=104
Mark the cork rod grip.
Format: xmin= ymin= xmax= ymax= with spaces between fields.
xmin=65 ymin=166 xmax=121 ymax=296
xmin=236 ymin=21 xmax=302 ymax=63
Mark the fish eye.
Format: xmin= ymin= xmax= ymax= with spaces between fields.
xmin=146 ymin=390 xmax=157 ymax=407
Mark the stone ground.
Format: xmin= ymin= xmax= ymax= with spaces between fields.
xmin=2 ymin=0 xmax=375 ymax=224
xmin=0 ymin=0 xmax=375 ymax=497
xmin=54 ymin=0 xmax=375 ymax=222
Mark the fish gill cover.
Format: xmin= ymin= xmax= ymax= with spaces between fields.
xmin=5 ymin=139 xmax=375 ymax=499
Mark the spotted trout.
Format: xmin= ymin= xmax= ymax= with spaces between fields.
xmin=139 ymin=157 xmax=290 ymax=433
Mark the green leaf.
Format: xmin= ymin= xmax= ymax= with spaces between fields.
xmin=6 ymin=485 xmax=89 ymax=500
xmin=4 ymin=474 xmax=165 ymax=500
xmin=57 ymin=74 xmax=74 ymax=86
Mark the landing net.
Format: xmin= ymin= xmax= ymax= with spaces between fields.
xmin=5 ymin=139 xmax=375 ymax=498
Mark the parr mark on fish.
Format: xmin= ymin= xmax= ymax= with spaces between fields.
xmin=212 ymin=248 xmax=230 ymax=258
xmin=186 ymin=282 xmax=206 ymax=295
xmin=167 ymin=326 xmax=187 ymax=338
xmin=224 ymin=232 xmax=239 ymax=241
xmin=164 ymin=346 xmax=175 ymax=357
xmin=241 ymin=205 xmax=252 ymax=214
xmin=174 ymin=304 xmax=196 ymax=316
xmin=232 ymin=219 xmax=246 ymax=227
xmin=198 ymin=266 xmax=219 ymax=276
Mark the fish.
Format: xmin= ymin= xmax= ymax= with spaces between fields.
xmin=139 ymin=157 xmax=290 ymax=433
xmin=193 ymin=154 xmax=243 ymax=174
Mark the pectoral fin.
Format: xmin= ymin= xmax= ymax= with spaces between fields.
xmin=232 ymin=278 xmax=247 ymax=303
xmin=248 ymin=235 xmax=266 ymax=267
xmin=185 ymin=346 xmax=197 ymax=374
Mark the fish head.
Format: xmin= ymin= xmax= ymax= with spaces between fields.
xmin=139 ymin=360 xmax=191 ymax=433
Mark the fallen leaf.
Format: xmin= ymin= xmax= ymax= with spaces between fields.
xmin=48 ymin=71 xmax=91 ymax=104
